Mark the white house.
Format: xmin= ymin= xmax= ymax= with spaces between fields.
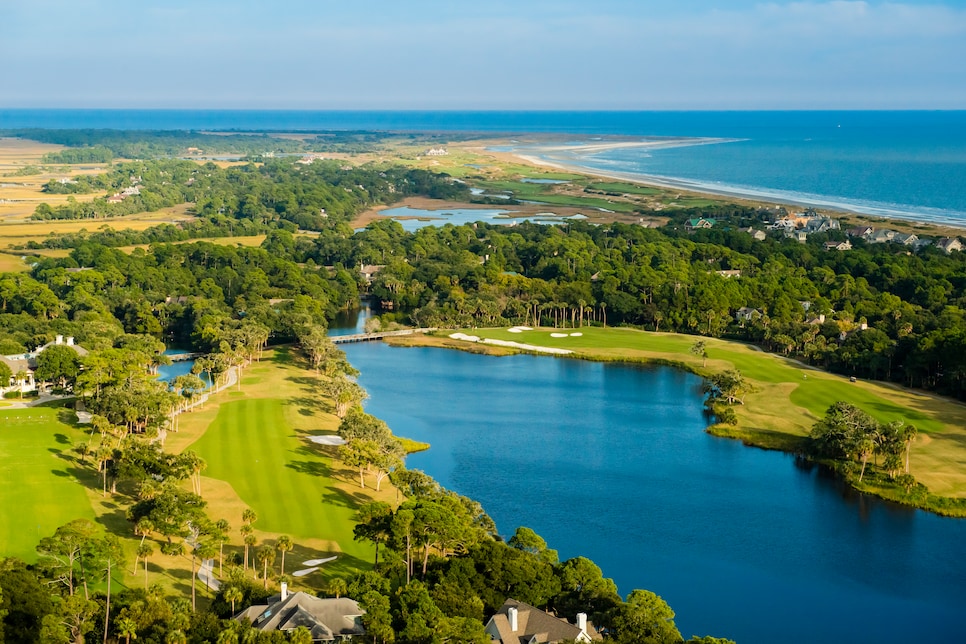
xmin=1 ymin=336 xmax=88 ymax=395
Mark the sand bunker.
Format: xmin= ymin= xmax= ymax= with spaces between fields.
xmin=550 ymin=332 xmax=568 ymax=338
xmin=302 ymin=556 xmax=338 ymax=566
xmin=450 ymin=332 xmax=481 ymax=342
xmin=570 ymin=332 xmax=583 ymax=337
xmin=310 ymin=435 xmax=346 ymax=446
xmin=450 ymin=332 xmax=572 ymax=355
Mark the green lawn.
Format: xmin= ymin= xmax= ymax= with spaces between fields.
xmin=188 ymin=397 xmax=375 ymax=571
xmin=474 ymin=179 xmax=638 ymax=212
xmin=0 ymin=407 xmax=95 ymax=560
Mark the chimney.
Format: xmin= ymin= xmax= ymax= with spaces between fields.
xmin=280 ymin=582 xmax=288 ymax=601
xmin=507 ymin=606 xmax=518 ymax=632
xmin=576 ymin=613 xmax=588 ymax=633
xmin=55 ymin=335 xmax=63 ymax=345
xmin=66 ymin=337 xmax=74 ymax=346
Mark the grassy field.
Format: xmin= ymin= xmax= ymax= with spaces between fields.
xmin=0 ymin=347 xmax=394 ymax=599
xmin=177 ymin=347 xmax=396 ymax=583
xmin=400 ymin=326 xmax=966 ymax=498
xmin=0 ymin=204 xmax=197 ymax=251
xmin=0 ymin=405 xmax=97 ymax=560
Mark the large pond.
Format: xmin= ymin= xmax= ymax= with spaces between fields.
xmin=335 ymin=335 xmax=966 ymax=643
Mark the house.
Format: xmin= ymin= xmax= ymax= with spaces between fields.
xmin=484 ymin=599 xmax=602 ymax=644
xmin=1 ymin=335 xmax=88 ymax=395
xmin=803 ymin=217 xmax=840 ymax=234
xmin=741 ymin=227 xmax=767 ymax=241
xmin=684 ymin=218 xmax=715 ymax=232
xmin=868 ymin=229 xmax=897 ymax=244
xmin=359 ymin=264 xmax=384 ymax=284
xmin=936 ymin=237 xmax=963 ymax=254
xmin=893 ymin=232 xmax=919 ymax=246
xmin=846 ymin=225 xmax=874 ymax=239
xmin=235 ymin=584 xmax=364 ymax=642
xmin=107 ymin=194 xmax=124 ymax=203
xmin=715 ymin=269 xmax=742 ymax=279
xmin=735 ymin=307 xmax=763 ymax=323
xmin=823 ymin=240 xmax=852 ymax=251
xmin=785 ymin=229 xmax=808 ymax=243
xmin=425 ymin=147 xmax=449 ymax=156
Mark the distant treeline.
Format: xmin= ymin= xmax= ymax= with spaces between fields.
xmin=2 ymin=128 xmax=472 ymax=159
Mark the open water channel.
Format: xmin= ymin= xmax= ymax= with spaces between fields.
xmin=331 ymin=308 xmax=966 ymax=643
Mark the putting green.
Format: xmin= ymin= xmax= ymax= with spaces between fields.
xmin=189 ymin=398 xmax=373 ymax=563
xmin=0 ymin=407 xmax=95 ymax=560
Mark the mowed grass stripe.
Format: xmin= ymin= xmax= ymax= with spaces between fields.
xmin=0 ymin=408 xmax=95 ymax=560
xmin=191 ymin=398 xmax=370 ymax=559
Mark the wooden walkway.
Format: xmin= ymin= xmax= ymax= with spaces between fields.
xmin=331 ymin=328 xmax=434 ymax=344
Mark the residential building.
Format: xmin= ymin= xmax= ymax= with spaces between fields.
xmin=735 ymin=307 xmax=763 ymax=323
xmin=1 ymin=336 xmax=88 ymax=394
xmin=484 ymin=599 xmax=602 ymax=644
xmin=823 ymin=240 xmax=852 ymax=251
xmin=846 ymin=225 xmax=874 ymax=239
xmin=868 ymin=229 xmax=897 ymax=244
xmin=893 ymin=232 xmax=919 ymax=246
xmin=425 ymin=147 xmax=449 ymax=156
xmin=684 ymin=218 xmax=715 ymax=232
xmin=235 ymin=585 xmax=365 ymax=642
xmin=936 ymin=237 xmax=963 ymax=254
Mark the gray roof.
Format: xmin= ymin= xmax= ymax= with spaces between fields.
xmin=236 ymin=593 xmax=364 ymax=641
xmin=485 ymin=599 xmax=602 ymax=644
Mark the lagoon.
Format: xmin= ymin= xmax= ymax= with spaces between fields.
xmin=338 ymin=339 xmax=966 ymax=644
xmin=368 ymin=206 xmax=588 ymax=232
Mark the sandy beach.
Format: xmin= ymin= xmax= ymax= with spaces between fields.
xmin=500 ymin=140 xmax=966 ymax=235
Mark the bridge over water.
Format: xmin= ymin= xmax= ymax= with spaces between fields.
xmin=331 ymin=328 xmax=435 ymax=344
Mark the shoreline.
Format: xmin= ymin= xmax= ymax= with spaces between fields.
xmin=501 ymin=139 xmax=966 ymax=233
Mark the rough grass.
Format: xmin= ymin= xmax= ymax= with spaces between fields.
xmin=0 ymin=406 xmax=96 ymax=560
xmin=422 ymin=326 xmax=966 ymax=498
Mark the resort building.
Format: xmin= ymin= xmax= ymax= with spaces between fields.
xmin=424 ymin=147 xmax=449 ymax=156
xmin=484 ymin=599 xmax=602 ymax=644
xmin=235 ymin=584 xmax=365 ymax=642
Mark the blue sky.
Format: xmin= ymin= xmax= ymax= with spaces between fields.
xmin=2 ymin=1 xmax=965 ymax=108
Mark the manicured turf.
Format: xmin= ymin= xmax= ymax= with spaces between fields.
xmin=188 ymin=397 xmax=374 ymax=564
xmin=0 ymin=407 xmax=95 ymax=560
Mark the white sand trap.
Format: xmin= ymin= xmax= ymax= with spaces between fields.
xmin=302 ymin=556 xmax=338 ymax=566
xmin=507 ymin=328 xmax=522 ymax=333
xmin=450 ymin=332 xmax=481 ymax=342
xmin=293 ymin=567 xmax=319 ymax=577
xmin=310 ymin=435 xmax=346 ymax=446
xmin=550 ymin=332 xmax=568 ymax=338
xmin=480 ymin=338 xmax=572 ymax=355
xmin=570 ymin=332 xmax=583 ymax=337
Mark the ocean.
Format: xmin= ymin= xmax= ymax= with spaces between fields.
xmin=2 ymin=109 xmax=964 ymax=225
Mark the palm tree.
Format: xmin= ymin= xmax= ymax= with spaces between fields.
xmin=326 ymin=577 xmax=347 ymax=599
xmin=115 ymin=617 xmax=138 ymax=644
xmin=166 ymin=630 xmax=187 ymax=644
xmin=275 ymin=535 xmax=293 ymax=576
xmin=215 ymin=519 xmax=230 ymax=576
xmin=289 ymin=626 xmax=313 ymax=644
xmin=139 ymin=543 xmax=153 ymax=589
xmin=243 ymin=531 xmax=257 ymax=571
xmin=224 ymin=585 xmax=244 ymax=615
xmin=255 ymin=546 xmax=276 ymax=590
